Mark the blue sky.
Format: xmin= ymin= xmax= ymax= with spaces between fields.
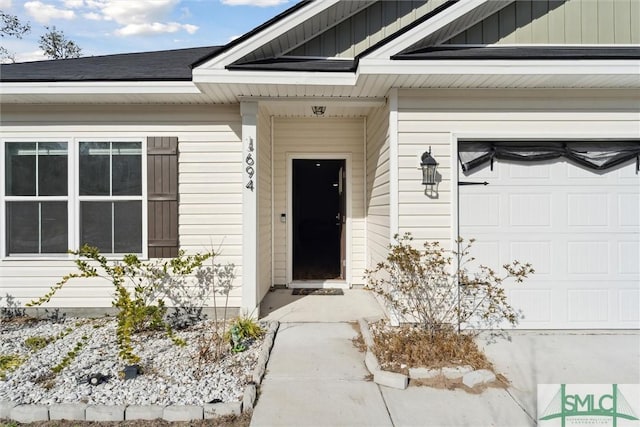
xmin=1 ymin=0 xmax=297 ymax=62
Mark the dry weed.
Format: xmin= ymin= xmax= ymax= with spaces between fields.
xmin=372 ymin=325 xmax=493 ymax=374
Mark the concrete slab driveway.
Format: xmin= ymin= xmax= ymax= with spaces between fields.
xmin=251 ymin=324 xmax=639 ymax=427
xmin=480 ymin=331 xmax=640 ymax=420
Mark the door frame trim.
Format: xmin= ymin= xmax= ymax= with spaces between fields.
xmin=286 ymin=153 xmax=352 ymax=287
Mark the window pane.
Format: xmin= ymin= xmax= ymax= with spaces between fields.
xmin=41 ymin=202 xmax=68 ymax=253
xmin=114 ymin=201 xmax=142 ymax=253
xmin=112 ymin=142 xmax=142 ymax=195
xmin=80 ymin=202 xmax=112 ymax=253
xmin=6 ymin=202 xmax=38 ymax=254
xmin=80 ymin=142 xmax=110 ymax=195
xmin=39 ymin=142 xmax=68 ymax=196
xmin=5 ymin=142 xmax=36 ymax=196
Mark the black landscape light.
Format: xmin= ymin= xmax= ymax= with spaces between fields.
xmin=88 ymin=373 xmax=108 ymax=386
xmin=123 ymin=365 xmax=141 ymax=380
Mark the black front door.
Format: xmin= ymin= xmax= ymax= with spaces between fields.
xmin=292 ymin=159 xmax=345 ymax=280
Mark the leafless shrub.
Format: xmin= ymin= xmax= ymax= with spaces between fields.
xmin=365 ymin=233 xmax=534 ymax=340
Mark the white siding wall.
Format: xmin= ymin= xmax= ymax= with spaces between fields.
xmin=365 ymin=105 xmax=391 ymax=270
xmin=397 ymin=88 xmax=640 ymax=250
xmin=0 ymin=104 xmax=244 ymax=308
xmin=257 ymin=107 xmax=272 ymax=300
xmin=272 ymin=118 xmax=365 ymax=285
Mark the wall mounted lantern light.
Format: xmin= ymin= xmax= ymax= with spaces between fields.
xmin=420 ymin=147 xmax=438 ymax=186
xmin=311 ymin=106 xmax=326 ymax=116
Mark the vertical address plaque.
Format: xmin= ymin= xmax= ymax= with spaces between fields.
xmin=245 ymin=137 xmax=255 ymax=191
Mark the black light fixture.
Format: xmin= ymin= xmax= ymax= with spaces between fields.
xmin=311 ymin=106 xmax=326 ymax=116
xmin=420 ymin=147 xmax=438 ymax=186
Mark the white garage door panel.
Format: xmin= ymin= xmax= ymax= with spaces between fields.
xmin=459 ymin=159 xmax=640 ymax=329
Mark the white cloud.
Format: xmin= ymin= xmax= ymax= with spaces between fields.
xmin=99 ymin=0 xmax=178 ymax=25
xmin=13 ymin=49 xmax=48 ymax=63
xmin=83 ymin=11 xmax=102 ymax=20
xmin=22 ymin=0 xmax=198 ymax=38
xmin=115 ymin=22 xmax=198 ymax=36
xmin=84 ymin=0 xmax=105 ymax=9
xmin=221 ymin=0 xmax=288 ymax=6
xmin=227 ymin=34 xmax=241 ymax=42
xmin=182 ymin=24 xmax=198 ymax=34
xmin=0 ymin=0 xmax=13 ymax=10
xmin=69 ymin=0 xmax=197 ymax=37
xmin=63 ymin=0 xmax=85 ymax=8
xmin=24 ymin=1 xmax=75 ymax=23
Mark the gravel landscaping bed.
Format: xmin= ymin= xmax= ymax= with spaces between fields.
xmin=3 ymin=414 xmax=252 ymax=426
xmin=0 ymin=317 xmax=263 ymax=407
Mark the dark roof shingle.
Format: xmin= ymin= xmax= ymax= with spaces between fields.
xmin=0 ymin=46 xmax=223 ymax=82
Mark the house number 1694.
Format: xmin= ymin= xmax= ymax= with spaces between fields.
xmin=246 ymin=138 xmax=255 ymax=191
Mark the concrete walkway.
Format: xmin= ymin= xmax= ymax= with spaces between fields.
xmin=251 ymin=290 xmax=640 ymax=426
xmin=250 ymin=322 xmax=535 ymax=427
xmin=250 ymin=322 xmax=393 ymax=427
xmin=259 ymin=289 xmax=386 ymax=323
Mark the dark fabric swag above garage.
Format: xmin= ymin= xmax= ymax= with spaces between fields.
xmin=458 ymin=141 xmax=640 ymax=173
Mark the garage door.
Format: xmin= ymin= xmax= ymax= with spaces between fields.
xmin=459 ymin=158 xmax=639 ymax=329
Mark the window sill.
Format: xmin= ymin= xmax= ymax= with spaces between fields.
xmin=2 ymin=254 xmax=146 ymax=262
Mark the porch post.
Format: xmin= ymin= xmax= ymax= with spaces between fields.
xmin=241 ymin=101 xmax=259 ymax=316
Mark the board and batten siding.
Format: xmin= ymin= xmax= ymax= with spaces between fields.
xmin=257 ymin=107 xmax=273 ymax=300
xmin=365 ymin=104 xmax=391 ymax=270
xmin=396 ymin=88 xmax=640 ymax=249
xmin=0 ymin=104 xmax=244 ymax=308
xmin=272 ymin=118 xmax=366 ymax=286
xmin=445 ymin=0 xmax=640 ymax=45
xmin=288 ymin=0 xmax=449 ymax=58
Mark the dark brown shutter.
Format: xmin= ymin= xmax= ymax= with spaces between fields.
xmin=147 ymin=136 xmax=178 ymax=258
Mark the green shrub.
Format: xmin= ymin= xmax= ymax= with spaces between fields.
xmin=226 ymin=316 xmax=264 ymax=353
xmin=24 ymin=335 xmax=53 ymax=351
xmin=51 ymin=336 xmax=89 ymax=373
xmin=0 ymin=354 xmax=23 ymax=380
xmin=28 ymin=245 xmax=214 ymax=364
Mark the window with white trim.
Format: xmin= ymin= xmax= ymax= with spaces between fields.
xmin=5 ymin=142 xmax=69 ymax=254
xmin=3 ymin=140 xmax=144 ymax=257
xmin=78 ymin=141 xmax=143 ymax=254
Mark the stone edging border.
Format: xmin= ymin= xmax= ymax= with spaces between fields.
xmin=0 ymin=320 xmax=280 ymax=424
xmin=357 ymin=318 xmax=495 ymax=390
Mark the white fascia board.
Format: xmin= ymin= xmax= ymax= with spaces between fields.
xmin=0 ymin=81 xmax=202 ymax=95
xmin=363 ymin=0 xmax=489 ymax=60
xmin=193 ymin=68 xmax=356 ymax=86
xmin=358 ymin=59 xmax=640 ymax=77
xmin=195 ymin=0 xmax=341 ymax=71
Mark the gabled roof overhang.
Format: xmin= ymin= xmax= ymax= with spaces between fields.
xmin=352 ymin=0 xmax=639 ymax=83
xmin=193 ymin=0 xmax=344 ymax=79
xmin=3 ymin=0 xmax=639 ymax=105
xmin=191 ymin=0 xmax=503 ymax=89
xmin=192 ymin=0 xmax=639 ymax=94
